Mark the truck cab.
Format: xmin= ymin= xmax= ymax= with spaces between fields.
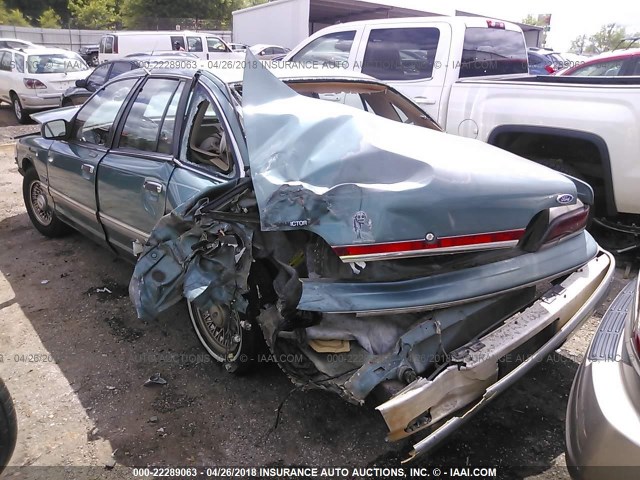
xmin=284 ymin=16 xmax=528 ymax=123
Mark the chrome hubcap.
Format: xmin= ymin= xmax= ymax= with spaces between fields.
xmin=29 ymin=181 xmax=53 ymax=226
xmin=194 ymin=304 xmax=242 ymax=362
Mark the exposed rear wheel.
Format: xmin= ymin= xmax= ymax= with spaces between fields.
xmin=189 ymin=302 xmax=260 ymax=373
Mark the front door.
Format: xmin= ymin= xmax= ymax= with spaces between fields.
xmin=46 ymin=77 xmax=139 ymax=241
xmin=97 ymin=77 xmax=186 ymax=256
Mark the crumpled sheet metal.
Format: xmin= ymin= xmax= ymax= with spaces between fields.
xmin=241 ymin=52 xmax=578 ymax=248
xmin=129 ymin=185 xmax=253 ymax=321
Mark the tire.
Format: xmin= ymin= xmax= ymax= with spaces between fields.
xmin=530 ymin=157 xmax=582 ymax=178
xmin=10 ymin=93 xmax=29 ymax=124
xmin=188 ymin=264 xmax=271 ymax=374
xmin=22 ymin=167 xmax=70 ymax=237
xmin=0 ymin=378 xmax=17 ymax=473
xmin=61 ymin=97 xmax=73 ymax=108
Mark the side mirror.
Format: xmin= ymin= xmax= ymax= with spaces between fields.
xmin=76 ymin=78 xmax=87 ymax=88
xmin=42 ymin=119 xmax=69 ymax=140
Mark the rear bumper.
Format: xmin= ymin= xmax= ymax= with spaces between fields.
xmin=299 ymin=231 xmax=599 ymax=313
xmin=374 ymin=249 xmax=615 ymax=462
xmin=18 ymin=93 xmax=63 ymax=110
xmin=565 ymin=279 xmax=640 ymax=479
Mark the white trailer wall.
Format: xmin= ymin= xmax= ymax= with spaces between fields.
xmin=233 ymin=0 xmax=310 ymax=49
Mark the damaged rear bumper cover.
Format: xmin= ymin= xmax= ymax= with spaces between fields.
xmin=377 ymin=249 xmax=614 ymax=462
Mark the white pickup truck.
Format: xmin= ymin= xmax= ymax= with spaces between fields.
xmin=285 ymin=16 xmax=640 ymax=228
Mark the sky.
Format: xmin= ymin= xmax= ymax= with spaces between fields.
xmin=369 ymin=0 xmax=640 ymax=51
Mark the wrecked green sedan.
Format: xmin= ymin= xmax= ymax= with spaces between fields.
xmin=16 ymin=59 xmax=614 ymax=461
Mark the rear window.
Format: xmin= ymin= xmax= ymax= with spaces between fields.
xmin=27 ymin=53 xmax=89 ymax=74
xmin=460 ymin=27 xmax=528 ymax=78
xmin=362 ymin=27 xmax=440 ymax=81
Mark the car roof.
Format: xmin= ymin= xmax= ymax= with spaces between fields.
xmin=580 ymin=48 xmax=640 ymax=63
xmin=0 ymin=38 xmax=34 ymax=44
xmin=250 ymin=44 xmax=281 ymax=51
xmin=307 ymin=15 xmax=522 ymax=32
xmin=1 ymin=46 xmax=79 ymax=55
xmin=104 ymin=30 xmax=222 ymax=37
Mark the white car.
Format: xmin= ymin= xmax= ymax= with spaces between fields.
xmin=0 ymin=47 xmax=90 ymax=123
xmin=249 ymin=44 xmax=290 ymax=59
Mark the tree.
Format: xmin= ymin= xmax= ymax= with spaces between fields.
xmin=569 ymin=35 xmax=587 ymax=55
xmin=120 ymin=0 xmax=247 ymax=29
xmin=588 ymin=23 xmax=627 ymax=53
xmin=0 ymin=1 xmax=29 ymax=26
xmin=68 ymin=0 xmax=119 ymax=29
xmin=39 ymin=7 xmax=61 ymax=28
xmin=521 ymin=14 xmax=548 ymax=47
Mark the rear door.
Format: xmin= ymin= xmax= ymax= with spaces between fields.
xmin=97 ymin=76 xmax=186 ymax=256
xmin=356 ymin=22 xmax=451 ymax=120
xmin=0 ymin=52 xmax=12 ymax=101
xmin=46 ymin=77 xmax=139 ymax=241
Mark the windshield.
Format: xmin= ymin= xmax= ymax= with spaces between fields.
xmin=27 ymin=53 xmax=89 ymax=74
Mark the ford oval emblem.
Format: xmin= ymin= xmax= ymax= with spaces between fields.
xmin=556 ymin=194 xmax=574 ymax=205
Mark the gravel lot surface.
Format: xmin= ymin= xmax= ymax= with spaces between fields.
xmin=0 ymin=107 xmax=634 ymax=479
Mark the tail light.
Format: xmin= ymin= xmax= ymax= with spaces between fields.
xmin=486 ymin=20 xmax=505 ymax=29
xmin=24 ymin=78 xmax=46 ymax=89
xmin=541 ymin=205 xmax=589 ymax=246
xmin=544 ymin=65 xmax=556 ymax=74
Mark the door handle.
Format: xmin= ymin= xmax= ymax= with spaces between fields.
xmin=414 ymin=96 xmax=437 ymax=105
xmin=143 ymin=181 xmax=163 ymax=194
xmin=81 ymin=163 xmax=94 ymax=174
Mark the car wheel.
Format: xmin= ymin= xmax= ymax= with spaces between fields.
xmin=90 ymin=53 xmax=99 ymax=67
xmin=188 ymin=263 xmax=272 ymax=374
xmin=188 ymin=301 xmax=262 ymax=374
xmin=61 ymin=97 xmax=73 ymax=108
xmin=0 ymin=377 xmax=17 ymax=474
xmin=10 ymin=93 xmax=29 ymax=124
xmin=22 ymin=167 xmax=69 ymax=237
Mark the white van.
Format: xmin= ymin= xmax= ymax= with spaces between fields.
xmin=98 ymin=31 xmax=242 ymax=62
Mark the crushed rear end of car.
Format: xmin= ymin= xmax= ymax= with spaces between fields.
xmin=130 ymin=59 xmax=615 ymax=461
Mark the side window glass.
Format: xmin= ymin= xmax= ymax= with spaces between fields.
xmin=362 ymin=27 xmax=440 ymax=81
xmin=206 ymin=37 xmax=226 ymax=52
xmin=118 ymin=78 xmax=181 ymax=152
xmin=108 ymin=61 xmax=133 ymax=80
xmin=104 ymin=36 xmax=114 ymax=54
xmin=171 ymin=36 xmax=185 ymax=50
xmin=73 ymin=78 xmax=137 ymax=146
xmin=0 ymin=53 xmax=11 ymax=71
xmin=572 ymin=59 xmax=625 ymax=76
xmin=187 ymin=37 xmax=203 ymax=52
xmin=180 ymin=85 xmax=235 ymax=175
xmin=157 ymin=81 xmax=185 ymax=154
xmin=14 ymin=53 xmax=24 ymax=73
xmin=290 ymin=31 xmax=356 ymax=66
xmin=87 ymin=64 xmax=110 ymax=89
